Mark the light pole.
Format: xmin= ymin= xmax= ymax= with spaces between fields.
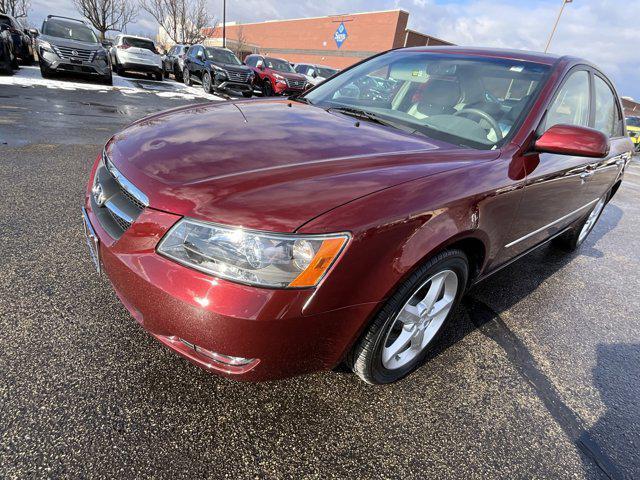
xmin=222 ymin=0 xmax=226 ymax=48
xmin=545 ymin=0 xmax=573 ymax=53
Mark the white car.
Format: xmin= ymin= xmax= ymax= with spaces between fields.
xmin=110 ymin=34 xmax=163 ymax=81
xmin=293 ymin=63 xmax=339 ymax=86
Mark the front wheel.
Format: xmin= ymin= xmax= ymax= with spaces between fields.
xmin=553 ymin=194 xmax=607 ymax=251
xmin=202 ymin=71 xmax=212 ymax=93
xmin=347 ymin=249 xmax=468 ymax=384
xmin=262 ymin=80 xmax=274 ymax=97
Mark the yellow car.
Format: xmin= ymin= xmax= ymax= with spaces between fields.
xmin=626 ymin=116 xmax=640 ymax=151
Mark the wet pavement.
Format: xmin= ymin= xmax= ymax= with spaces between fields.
xmin=1 ymin=78 xmax=639 ymax=479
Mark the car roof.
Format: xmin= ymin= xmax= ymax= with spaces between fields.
xmin=121 ymin=34 xmax=154 ymax=41
xmin=399 ymin=46 xmax=568 ymax=66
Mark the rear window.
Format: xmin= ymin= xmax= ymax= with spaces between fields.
xmin=123 ymin=37 xmax=156 ymax=53
xmin=42 ymin=20 xmax=97 ymax=43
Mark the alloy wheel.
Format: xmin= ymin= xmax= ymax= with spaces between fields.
xmin=382 ymin=269 xmax=459 ymax=370
xmin=578 ymin=197 xmax=606 ymax=245
xmin=203 ymin=72 xmax=211 ymax=93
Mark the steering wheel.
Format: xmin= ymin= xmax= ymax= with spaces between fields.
xmin=454 ymin=108 xmax=503 ymax=141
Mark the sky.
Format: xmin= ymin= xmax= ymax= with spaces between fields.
xmin=27 ymin=0 xmax=640 ymax=99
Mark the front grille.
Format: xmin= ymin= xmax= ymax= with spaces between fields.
xmin=54 ymin=45 xmax=95 ymax=62
xmin=286 ymin=78 xmax=306 ymax=89
xmin=108 ymin=208 xmax=132 ymax=231
xmin=226 ymin=70 xmax=251 ymax=83
xmin=91 ymin=151 xmax=147 ymax=239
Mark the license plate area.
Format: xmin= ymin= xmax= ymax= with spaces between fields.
xmin=70 ymin=57 xmax=82 ymax=64
xmin=82 ymin=207 xmax=101 ymax=274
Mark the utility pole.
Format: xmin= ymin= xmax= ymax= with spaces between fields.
xmin=222 ymin=0 xmax=226 ymax=48
xmin=545 ymin=0 xmax=573 ymax=53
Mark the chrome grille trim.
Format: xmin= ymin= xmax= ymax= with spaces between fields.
xmin=285 ymin=78 xmax=306 ymax=89
xmin=103 ymin=148 xmax=149 ymax=208
xmin=226 ymin=71 xmax=251 ymax=83
xmin=53 ymin=45 xmax=95 ymax=61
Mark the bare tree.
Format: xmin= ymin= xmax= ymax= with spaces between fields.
xmin=72 ymin=0 xmax=138 ymax=40
xmin=231 ymin=24 xmax=248 ymax=59
xmin=140 ymin=0 xmax=211 ymax=45
xmin=0 ymin=0 xmax=30 ymax=19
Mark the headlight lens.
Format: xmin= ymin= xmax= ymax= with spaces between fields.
xmin=157 ymin=218 xmax=349 ymax=288
xmin=39 ymin=40 xmax=54 ymax=52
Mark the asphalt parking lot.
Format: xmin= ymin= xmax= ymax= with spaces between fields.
xmin=1 ymin=69 xmax=639 ymax=479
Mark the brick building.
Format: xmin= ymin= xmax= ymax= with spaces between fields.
xmin=203 ymin=9 xmax=452 ymax=69
xmin=622 ymin=97 xmax=640 ymax=118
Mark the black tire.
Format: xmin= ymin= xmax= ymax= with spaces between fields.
xmin=39 ymin=61 xmax=53 ymax=78
xmin=183 ymin=67 xmax=191 ymax=86
xmin=242 ymin=91 xmax=253 ymax=98
xmin=347 ymin=249 xmax=469 ymax=384
xmin=155 ymin=71 xmax=163 ymax=81
xmin=101 ymin=73 xmax=113 ymax=86
xmin=262 ymin=80 xmax=274 ymax=97
xmin=553 ymin=193 xmax=607 ymax=252
xmin=163 ymin=68 xmax=169 ymax=79
xmin=116 ymin=65 xmax=125 ymax=76
xmin=202 ymin=71 xmax=212 ymax=93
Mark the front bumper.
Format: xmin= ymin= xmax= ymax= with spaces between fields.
xmin=40 ymin=50 xmax=110 ymax=76
xmin=83 ymin=191 xmax=377 ymax=381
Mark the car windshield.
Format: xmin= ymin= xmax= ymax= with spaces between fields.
xmin=317 ymin=67 xmax=338 ymax=78
xmin=303 ymin=51 xmax=550 ymax=150
xmin=265 ymin=57 xmax=294 ymax=73
xmin=206 ymin=48 xmax=241 ymax=65
xmin=626 ymin=117 xmax=640 ymax=127
xmin=42 ymin=20 xmax=97 ymax=43
xmin=123 ymin=37 xmax=156 ymax=52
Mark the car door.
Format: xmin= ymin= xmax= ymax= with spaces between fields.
xmin=585 ymin=72 xmax=630 ymax=201
xmin=503 ymin=68 xmax=597 ymax=257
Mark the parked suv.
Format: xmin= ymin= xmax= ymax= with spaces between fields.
xmin=37 ymin=15 xmax=111 ymax=84
xmin=0 ymin=22 xmax=17 ymax=73
xmin=0 ymin=13 xmax=34 ymax=65
xmin=626 ymin=116 xmax=640 ymax=151
xmin=245 ymin=54 xmax=307 ymax=96
xmin=110 ymin=35 xmax=163 ymax=81
xmin=162 ymin=43 xmax=189 ymax=80
xmin=294 ymin=63 xmax=338 ymax=86
xmin=183 ymin=45 xmax=254 ymax=97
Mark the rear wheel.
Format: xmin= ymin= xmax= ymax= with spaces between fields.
xmin=554 ymin=194 xmax=607 ymax=251
xmin=183 ymin=67 xmax=191 ymax=86
xmin=347 ymin=249 xmax=468 ymax=384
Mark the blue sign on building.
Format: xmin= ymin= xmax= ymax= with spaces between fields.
xmin=334 ymin=22 xmax=348 ymax=49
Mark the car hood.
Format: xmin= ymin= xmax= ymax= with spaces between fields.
xmin=39 ymin=34 xmax=100 ymax=51
xmin=108 ymin=99 xmax=498 ymax=232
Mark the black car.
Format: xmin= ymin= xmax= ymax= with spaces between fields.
xmin=0 ymin=23 xmax=17 ymax=73
xmin=183 ymin=45 xmax=254 ymax=97
xmin=163 ymin=43 xmax=188 ymax=80
xmin=0 ymin=13 xmax=34 ymax=65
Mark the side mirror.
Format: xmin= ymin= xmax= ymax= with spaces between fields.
xmin=535 ymin=124 xmax=610 ymax=158
xmin=28 ymin=28 xmax=39 ymax=37
xmin=101 ymin=40 xmax=112 ymax=48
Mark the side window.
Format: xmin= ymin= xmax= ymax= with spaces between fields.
xmin=594 ymin=75 xmax=623 ymax=137
xmin=545 ymin=70 xmax=590 ymax=130
xmin=294 ymin=65 xmax=306 ymax=74
xmin=245 ymin=56 xmax=256 ymax=67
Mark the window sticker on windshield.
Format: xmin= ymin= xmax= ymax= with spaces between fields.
xmin=412 ymin=70 xmax=425 ymax=77
xmin=510 ymin=65 xmax=524 ymax=72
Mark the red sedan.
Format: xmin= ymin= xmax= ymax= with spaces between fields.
xmin=83 ymin=47 xmax=633 ymax=384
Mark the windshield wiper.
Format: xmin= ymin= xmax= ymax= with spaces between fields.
xmin=327 ymin=106 xmax=411 ymax=133
xmin=290 ymin=95 xmax=313 ymax=105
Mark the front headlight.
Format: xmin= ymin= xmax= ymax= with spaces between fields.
xmin=157 ymin=218 xmax=349 ymax=288
xmin=39 ymin=40 xmax=54 ymax=53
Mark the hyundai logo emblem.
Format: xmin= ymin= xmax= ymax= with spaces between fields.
xmin=92 ymin=182 xmax=107 ymax=207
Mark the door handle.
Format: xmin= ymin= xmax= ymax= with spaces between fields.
xmin=580 ymin=170 xmax=594 ymax=183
